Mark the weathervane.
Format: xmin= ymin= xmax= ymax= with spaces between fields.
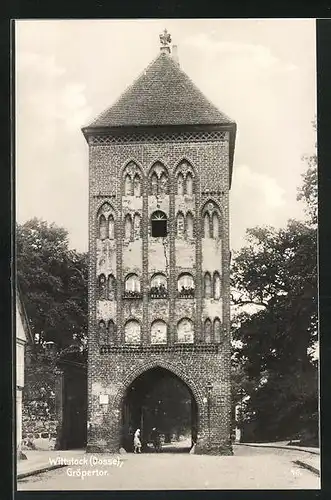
xmin=159 ymin=28 xmax=172 ymax=48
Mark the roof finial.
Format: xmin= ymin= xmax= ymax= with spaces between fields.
xmin=159 ymin=29 xmax=171 ymax=54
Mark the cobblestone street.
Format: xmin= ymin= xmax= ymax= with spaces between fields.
xmin=17 ymin=445 xmax=320 ymax=490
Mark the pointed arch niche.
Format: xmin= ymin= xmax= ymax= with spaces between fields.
xmin=175 ymin=159 xmax=196 ymax=196
xmin=150 ymin=320 xmax=168 ymax=344
xmin=204 ymin=319 xmax=212 ymax=343
xmin=97 ymin=203 xmax=115 ymax=240
xmin=122 ymin=161 xmax=143 ymax=197
xmin=177 ymin=318 xmax=194 ymax=344
xmin=124 ymin=319 xmax=141 ymax=344
xmin=201 ymin=200 xmax=222 ymax=239
xmin=149 ymin=162 xmax=169 ymax=196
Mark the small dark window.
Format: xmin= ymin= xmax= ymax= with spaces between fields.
xmin=151 ymin=211 xmax=167 ymax=237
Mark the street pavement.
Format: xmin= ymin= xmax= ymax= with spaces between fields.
xmin=17 ymin=443 xmax=320 ymax=490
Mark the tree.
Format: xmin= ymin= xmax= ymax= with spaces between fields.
xmin=231 ymin=129 xmax=318 ymax=442
xmin=297 ymin=120 xmax=317 ymax=226
xmin=16 ymin=218 xmax=88 ymax=349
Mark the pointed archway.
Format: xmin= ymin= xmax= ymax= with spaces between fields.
xmin=121 ymin=367 xmax=198 ymax=453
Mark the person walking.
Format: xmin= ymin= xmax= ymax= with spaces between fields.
xmin=133 ymin=428 xmax=142 ymax=453
xmin=150 ymin=427 xmax=161 ymax=453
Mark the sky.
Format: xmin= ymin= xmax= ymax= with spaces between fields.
xmin=15 ymin=19 xmax=316 ymax=253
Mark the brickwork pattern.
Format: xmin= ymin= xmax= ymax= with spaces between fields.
xmin=87 ymin=130 xmax=232 ymax=455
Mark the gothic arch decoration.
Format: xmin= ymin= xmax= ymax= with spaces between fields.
xmin=108 ymin=320 xmax=116 ymax=344
xmin=133 ymin=213 xmax=142 ymax=239
xmin=159 ymin=172 xmax=168 ymax=195
xmin=176 ymin=211 xmax=185 ymax=237
xmin=98 ymin=320 xmax=108 ymax=345
xmin=186 ymin=172 xmax=194 ymax=195
xmin=124 ymin=214 xmax=132 ymax=240
xmin=124 ymin=174 xmax=132 ymax=196
xmin=108 ymin=274 xmax=116 ymax=300
xmin=150 ymin=273 xmax=167 ymax=298
xmin=97 ymin=202 xmax=115 ymax=240
xmin=150 ymin=320 xmax=168 ymax=344
xmin=201 ymin=200 xmax=222 ymax=239
xmin=97 ymin=274 xmax=107 ymax=300
xmin=122 ymin=161 xmax=143 ymax=196
xmin=124 ymin=319 xmax=141 ymax=344
xmin=113 ymin=359 xmax=204 ymax=411
xmin=177 ymin=172 xmax=184 ymax=195
xmin=213 ymin=271 xmax=221 ymax=299
xmin=212 ymin=212 xmax=220 ymax=239
xmin=203 ymin=212 xmax=210 ymax=238
xmin=204 ymin=318 xmax=212 ymax=343
xmin=174 ymin=159 xmax=196 ymax=195
xmin=124 ymin=273 xmax=141 ymax=292
xmin=213 ymin=317 xmax=222 ymax=343
xmin=177 ymin=273 xmax=195 ymax=298
xmin=177 ymin=318 xmax=194 ymax=343
xmin=204 ymin=272 xmax=212 ymax=299
xmin=133 ymin=173 xmax=141 ymax=197
xmin=186 ymin=211 xmax=194 ymax=238
xmin=109 ymin=215 xmax=115 ymax=239
xmin=148 ymin=162 xmax=169 ymax=196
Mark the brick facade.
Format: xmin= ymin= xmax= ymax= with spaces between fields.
xmin=85 ymin=128 xmax=234 ymax=455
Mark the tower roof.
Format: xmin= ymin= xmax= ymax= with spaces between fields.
xmin=84 ymin=51 xmax=235 ymax=129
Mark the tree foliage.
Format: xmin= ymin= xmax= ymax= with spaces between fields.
xmin=16 ymin=218 xmax=88 ymax=349
xmin=297 ymin=119 xmax=317 ymax=226
xmin=231 ymin=129 xmax=318 ymax=443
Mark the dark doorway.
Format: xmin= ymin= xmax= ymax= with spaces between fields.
xmin=57 ymin=361 xmax=87 ymax=450
xmin=121 ymin=367 xmax=198 ymax=453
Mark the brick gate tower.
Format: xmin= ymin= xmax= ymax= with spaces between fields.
xmin=82 ymin=31 xmax=236 ymax=455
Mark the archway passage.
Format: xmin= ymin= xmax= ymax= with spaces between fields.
xmin=121 ymin=367 xmax=198 ymax=453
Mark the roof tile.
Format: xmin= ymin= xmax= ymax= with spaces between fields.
xmin=86 ymin=52 xmax=234 ymax=128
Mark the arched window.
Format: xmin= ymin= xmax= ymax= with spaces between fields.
xmin=108 ymin=274 xmax=116 ymax=300
xmin=98 ymin=274 xmax=107 ymax=300
xmin=212 ymin=212 xmax=220 ymax=239
xmin=151 ymin=320 xmax=167 ymax=344
xmin=178 ymin=274 xmax=195 ymax=298
xmin=204 ymin=319 xmax=212 ymax=343
xmin=177 ymin=318 xmax=194 ymax=343
xmin=214 ymin=317 xmax=222 ymax=343
xmin=177 ymin=173 xmax=184 ymax=195
xmin=133 ymin=174 xmax=141 ymax=196
xmin=159 ymin=172 xmax=168 ymax=195
xmin=186 ymin=172 xmax=193 ymax=195
xmin=204 ymin=272 xmax=212 ymax=299
xmin=99 ymin=215 xmax=108 ymax=240
xmin=150 ymin=274 xmax=167 ymax=298
xmin=109 ymin=215 xmax=115 ymax=239
xmin=151 ymin=211 xmax=167 ymax=237
xmin=150 ymin=173 xmax=158 ymax=195
xmin=124 ymin=174 xmax=133 ymax=196
xmin=98 ymin=320 xmax=108 ymax=345
xmin=125 ymin=274 xmax=140 ymax=292
xmin=108 ymin=320 xmax=116 ymax=344
xmin=186 ymin=212 xmax=194 ymax=238
xmin=133 ymin=213 xmax=141 ymax=239
xmin=124 ymin=319 xmax=141 ymax=344
xmin=203 ymin=213 xmax=211 ymax=238
xmin=124 ymin=214 xmax=132 ymax=240
xmin=176 ymin=212 xmax=185 ymax=237
xmin=213 ymin=272 xmax=221 ymax=299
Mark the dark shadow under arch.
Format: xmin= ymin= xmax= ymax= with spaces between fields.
xmin=120 ymin=366 xmax=199 ymax=453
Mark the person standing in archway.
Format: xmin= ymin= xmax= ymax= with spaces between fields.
xmin=151 ymin=427 xmax=162 ymax=452
xmin=133 ymin=428 xmax=142 ymax=453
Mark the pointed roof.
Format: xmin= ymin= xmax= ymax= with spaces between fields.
xmin=85 ymin=52 xmax=235 ymax=129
